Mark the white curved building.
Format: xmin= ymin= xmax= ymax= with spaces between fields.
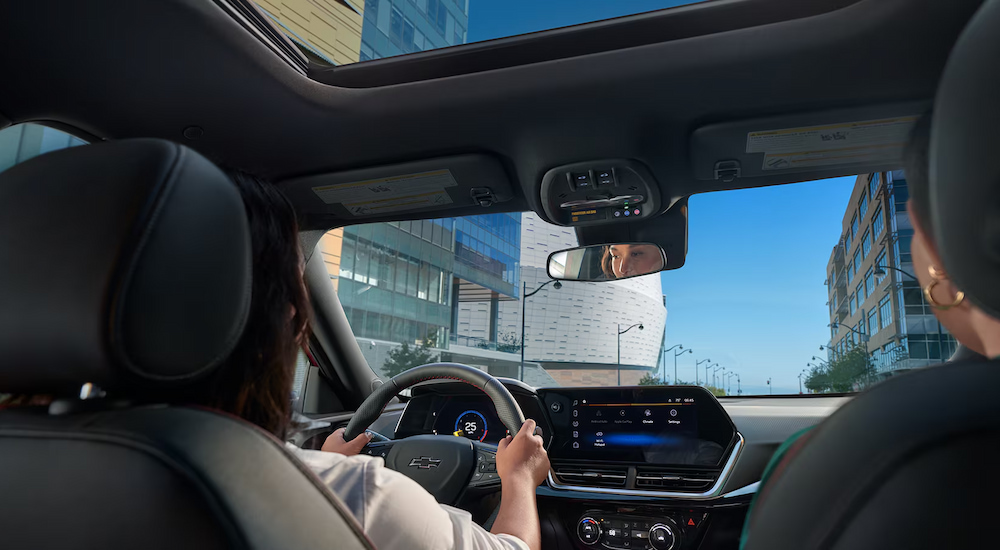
xmin=460 ymin=213 xmax=668 ymax=386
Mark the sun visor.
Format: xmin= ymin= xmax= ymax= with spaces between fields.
xmin=282 ymin=154 xmax=514 ymax=229
xmin=691 ymin=102 xmax=930 ymax=187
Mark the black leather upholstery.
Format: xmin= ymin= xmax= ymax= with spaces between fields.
xmin=345 ymin=363 xmax=526 ymax=440
xmin=0 ymin=405 xmax=374 ymax=550
xmin=743 ymin=359 xmax=1000 ymax=550
xmin=0 ymin=139 xmax=251 ymax=395
xmin=0 ymin=140 xmax=373 ymax=549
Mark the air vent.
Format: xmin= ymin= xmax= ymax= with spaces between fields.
xmin=553 ymin=465 xmax=627 ymax=488
xmin=634 ymin=468 xmax=717 ymax=492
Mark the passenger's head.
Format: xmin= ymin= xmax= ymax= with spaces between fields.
xmin=171 ymin=171 xmax=310 ymax=438
xmin=905 ymin=114 xmax=984 ymax=355
xmin=601 ymin=244 xmax=664 ymax=279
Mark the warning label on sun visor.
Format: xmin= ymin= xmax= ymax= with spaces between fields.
xmin=311 ymin=169 xmax=457 ymax=216
xmin=746 ymin=116 xmax=917 ymax=171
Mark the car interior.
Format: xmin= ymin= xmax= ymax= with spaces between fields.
xmin=1 ymin=0 xmax=999 ymax=548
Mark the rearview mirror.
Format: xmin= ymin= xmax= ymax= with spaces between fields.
xmin=547 ymin=243 xmax=666 ymax=282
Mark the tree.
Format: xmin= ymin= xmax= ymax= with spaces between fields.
xmin=381 ymin=340 xmax=438 ymax=378
xmin=805 ymin=343 xmax=874 ymax=393
xmin=638 ymin=373 xmax=661 ymax=386
xmin=497 ymin=331 xmax=521 ymax=353
xmin=704 ymin=385 xmax=726 ymax=397
xmin=638 ymin=374 xmax=702 ymax=387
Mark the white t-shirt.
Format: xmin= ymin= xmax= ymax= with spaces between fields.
xmin=287 ymin=445 xmax=529 ymax=550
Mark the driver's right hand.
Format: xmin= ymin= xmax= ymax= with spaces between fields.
xmin=496 ymin=419 xmax=550 ymax=488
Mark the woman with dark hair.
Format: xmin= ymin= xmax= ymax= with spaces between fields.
xmin=600 ymin=243 xmax=665 ymax=279
xmin=207 ymin=172 xmax=548 ymax=550
xmin=167 ymin=171 xmax=313 ymax=439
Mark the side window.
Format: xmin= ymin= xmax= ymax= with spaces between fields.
xmin=0 ymin=123 xmax=87 ymax=174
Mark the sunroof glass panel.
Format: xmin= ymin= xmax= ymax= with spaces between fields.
xmin=250 ymin=0 xmax=706 ymax=66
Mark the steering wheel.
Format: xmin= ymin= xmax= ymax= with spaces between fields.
xmin=344 ymin=363 xmax=528 ymax=504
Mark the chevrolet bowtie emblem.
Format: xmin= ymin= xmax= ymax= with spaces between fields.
xmin=408 ymin=456 xmax=442 ymax=469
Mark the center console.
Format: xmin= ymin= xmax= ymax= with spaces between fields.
xmin=537 ymin=386 xmax=741 ymax=550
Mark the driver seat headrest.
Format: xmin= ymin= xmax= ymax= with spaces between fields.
xmin=931 ymin=0 xmax=1000 ymax=317
xmin=0 ymin=138 xmax=251 ymax=395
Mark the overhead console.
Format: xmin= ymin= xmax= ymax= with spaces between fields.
xmin=539 ymin=160 xmax=662 ymax=227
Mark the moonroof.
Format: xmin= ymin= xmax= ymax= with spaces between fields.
xmin=250 ymin=0 xmax=706 ymax=66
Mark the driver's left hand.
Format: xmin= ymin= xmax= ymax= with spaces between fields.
xmin=322 ymin=427 xmax=372 ymax=456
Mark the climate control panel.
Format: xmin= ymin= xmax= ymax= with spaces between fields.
xmin=574 ymin=512 xmax=707 ymax=550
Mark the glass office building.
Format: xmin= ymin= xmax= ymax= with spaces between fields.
xmin=359 ymin=0 xmax=468 ymax=62
xmin=336 ymin=214 xmax=520 ymax=351
xmin=825 ymin=170 xmax=957 ymax=378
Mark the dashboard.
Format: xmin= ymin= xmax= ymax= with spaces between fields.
xmin=391 ymin=379 xmax=849 ymax=550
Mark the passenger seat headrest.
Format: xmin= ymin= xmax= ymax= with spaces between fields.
xmin=931 ymin=0 xmax=1000 ymax=318
xmin=0 ymin=139 xmax=251 ymax=395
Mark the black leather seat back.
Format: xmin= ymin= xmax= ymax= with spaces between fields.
xmin=743 ymin=358 xmax=1000 ymax=549
xmin=0 ymin=140 xmax=372 ymax=550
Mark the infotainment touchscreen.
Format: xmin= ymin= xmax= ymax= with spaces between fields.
xmin=541 ymin=387 xmax=734 ymax=466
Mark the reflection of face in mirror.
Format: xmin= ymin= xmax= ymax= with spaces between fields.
xmin=602 ymin=244 xmax=664 ymax=279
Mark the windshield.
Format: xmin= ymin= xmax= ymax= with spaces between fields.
xmin=322 ymin=172 xmax=956 ymax=395
xmin=250 ymin=0 xmax=704 ymax=66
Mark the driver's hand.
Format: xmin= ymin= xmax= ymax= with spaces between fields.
xmin=321 ymin=428 xmax=372 ymax=456
xmin=496 ymin=419 xmax=550 ymax=488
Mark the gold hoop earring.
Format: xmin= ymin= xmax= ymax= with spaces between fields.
xmin=923 ymin=265 xmax=965 ymax=311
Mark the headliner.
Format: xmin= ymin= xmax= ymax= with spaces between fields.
xmin=0 ymin=0 xmax=983 ymax=229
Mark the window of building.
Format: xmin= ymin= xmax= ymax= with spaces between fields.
xmin=870 ymin=172 xmax=880 ymax=197
xmin=861 ymin=230 xmax=871 ymax=258
xmin=868 ymin=309 xmax=879 ymax=336
xmin=856 ymin=320 xmax=865 ymax=345
xmin=859 ymin=192 xmax=868 ymax=217
xmin=849 ymin=293 xmax=856 ymax=316
xmin=865 ymin=267 xmax=875 ymax=298
xmin=907 ymin=333 xmax=958 ymax=361
xmin=879 ymin=295 xmax=893 ymax=331
xmin=856 ymin=282 xmax=864 ymax=309
xmin=847 ymin=261 xmax=855 ymax=283
xmin=845 ymin=230 xmax=853 ymax=252
xmin=0 ymin=123 xmax=87 ymax=174
xmin=853 ymin=249 xmax=862 ymax=276
xmin=896 ymin=229 xmax=914 ymax=264
xmin=851 ymin=213 xmax=859 ymax=239
xmin=389 ymin=6 xmax=404 ymax=46
xmin=872 ymin=206 xmax=884 ymax=239
xmin=875 ymin=249 xmax=887 ymax=284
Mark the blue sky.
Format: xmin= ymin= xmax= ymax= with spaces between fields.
xmin=658 ymin=177 xmax=856 ymax=395
xmin=467 ymin=0 xmax=701 ymax=43
xmin=466 ymin=1 xmax=857 ymax=394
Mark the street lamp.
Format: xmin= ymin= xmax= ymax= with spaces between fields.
xmin=736 ymin=374 xmax=742 ymax=395
xmin=663 ymin=345 xmax=692 ymax=385
xmin=725 ymin=371 xmax=737 ymax=394
xmin=696 ymin=359 xmax=712 ymax=386
xmin=798 ymin=369 xmax=808 ymax=394
xmin=766 ymin=377 xmax=772 ymax=395
xmin=521 ymin=279 xmax=561 ymax=381
xmin=712 ymin=364 xmax=724 ymax=388
xmin=617 ymin=323 xmax=644 ymax=385
xmin=811 ymin=356 xmax=829 ymax=366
